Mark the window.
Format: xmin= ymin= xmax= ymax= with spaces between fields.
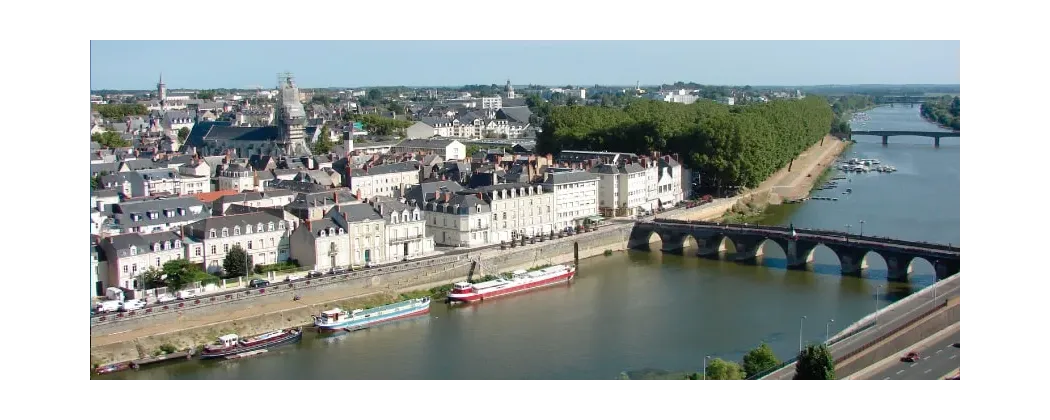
xmin=338 ymin=228 xmax=344 ymax=234
xmin=211 ymin=245 xmax=216 ymax=254
xmin=123 ymin=265 xmax=128 ymax=273
xmin=248 ymin=241 xmax=253 ymax=250
xmin=234 ymin=226 xmax=241 ymax=235
xmin=195 ymin=247 xmax=202 ymax=256
xmin=222 ymin=228 xmax=229 ymax=237
xmin=132 ymin=263 xmax=138 ymax=273
xmin=223 ymin=244 xmax=229 ymax=253
xmin=155 ymin=257 xmax=161 ymax=266
xmin=246 ymin=225 xmax=252 ymax=234
xmin=278 ymin=222 xmax=285 ymax=230
xmin=257 ymin=223 xmax=264 ymax=232
xmin=129 ymin=246 xmax=136 ymax=255
xmin=328 ymin=228 xmax=335 ymax=236
xmin=209 ymin=229 xmax=216 ymax=238
xmin=270 ymin=238 xmax=274 ymax=247
xmin=268 ymin=222 xmax=275 ymax=231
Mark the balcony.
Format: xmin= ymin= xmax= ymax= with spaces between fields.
xmin=469 ymin=225 xmax=490 ymax=232
xmin=388 ymin=234 xmax=424 ymax=244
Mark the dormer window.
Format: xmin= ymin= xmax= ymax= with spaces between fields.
xmin=153 ymin=243 xmax=160 ymax=252
xmin=129 ymin=246 xmax=137 ymax=255
xmin=268 ymin=222 xmax=275 ymax=231
xmin=209 ymin=229 xmax=216 ymax=238
xmin=319 ymin=230 xmax=327 ymax=237
xmin=234 ymin=226 xmax=241 ymax=235
xmin=246 ymin=225 xmax=252 ymax=234
xmin=338 ymin=228 xmax=344 ymax=234
xmin=328 ymin=228 xmax=335 ymax=236
xmin=279 ymin=222 xmax=285 ymax=230
xmin=392 ymin=214 xmax=399 ymax=223
xmin=257 ymin=223 xmax=264 ymax=232
xmin=221 ymin=228 xmax=229 ymax=237
xmin=174 ymin=240 xmax=181 ymax=248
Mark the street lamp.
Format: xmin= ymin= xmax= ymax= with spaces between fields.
xmin=826 ymin=319 xmax=835 ymax=343
xmin=859 ymin=220 xmax=865 ymax=236
xmin=703 ymin=355 xmax=711 ymax=380
xmin=845 ymin=224 xmax=851 ymax=235
xmin=874 ymin=285 xmax=882 ymax=325
xmin=799 ymin=316 xmax=807 ymax=353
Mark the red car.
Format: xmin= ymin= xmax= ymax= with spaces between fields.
xmin=901 ymin=351 xmax=920 ymax=362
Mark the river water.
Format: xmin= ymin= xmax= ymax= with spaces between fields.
xmin=102 ymin=105 xmax=959 ymax=380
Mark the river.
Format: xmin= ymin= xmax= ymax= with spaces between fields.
xmin=101 ymin=105 xmax=959 ymax=380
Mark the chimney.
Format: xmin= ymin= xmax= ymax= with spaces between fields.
xmin=307 ymin=219 xmax=312 ymax=231
xmin=445 ymin=192 xmax=451 ymax=202
xmin=334 ymin=192 xmax=339 ymax=204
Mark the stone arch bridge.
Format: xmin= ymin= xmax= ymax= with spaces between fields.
xmin=629 ymin=219 xmax=960 ymax=280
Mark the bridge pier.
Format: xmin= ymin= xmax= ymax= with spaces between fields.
xmin=730 ymin=237 xmax=765 ymax=262
xmin=885 ymin=254 xmax=914 ymax=281
xmin=786 ymin=240 xmax=817 ymax=270
xmin=659 ymin=232 xmax=686 ymax=254
xmin=837 ymin=249 xmax=869 ymax=277
xmin=882 ymin=135 xmax=889 ymax=146
xmin=934 ymin=259 xmax=961 ymax=280
xmin=934 ymin=136 xmax=941 ymax=148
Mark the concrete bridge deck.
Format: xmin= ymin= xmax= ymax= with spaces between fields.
xmin=850 ymin=130 xmax=960 ymax=147
xmin=759 ymin=274 xmax=960 ymax=380
xmin=631 ymin=219 xmax=960 ymax=280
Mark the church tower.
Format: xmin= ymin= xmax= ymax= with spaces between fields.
xmin=275 ymin=73 xmax=309 ymax=156
xmin=157 ymin=73 xmax=167 ymax=110
xmin=504 ymin=79 xmax=516 ymax=99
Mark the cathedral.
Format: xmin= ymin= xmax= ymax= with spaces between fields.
xmin=181 ymin=73 xmax=311 ymax=158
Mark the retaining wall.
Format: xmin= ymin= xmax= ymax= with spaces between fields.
xmin=834 ymin=301 xmax=961 ymax=378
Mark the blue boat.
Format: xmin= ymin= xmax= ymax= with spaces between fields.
xmin=313 ymin=297 xmax=430 ymax=332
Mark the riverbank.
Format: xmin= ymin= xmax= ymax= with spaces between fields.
xmin=90 ymin=224 xmax=634 ymax=367
xmin=675 ymin=134 xmax=847 ymax=223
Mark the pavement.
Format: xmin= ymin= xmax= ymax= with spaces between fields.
xmin=761 ymin=274 xmax=960 ymax=380
xmin=859 ymin=328 xmax=960 ymax=380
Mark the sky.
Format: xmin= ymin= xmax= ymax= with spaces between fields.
xmin=89 ymin=40 xmax=960 ymax=90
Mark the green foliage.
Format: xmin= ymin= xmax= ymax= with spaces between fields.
xmin=465 ymin=144 xmax=484 ymax=157
xmin=158 ymin=343 xmax=178 ymax=354
xmin=91 ymin=131 xmax=131 ymax=149
xmin=90 ymin=174 xmax=102 ymax=191
xmin=704 ymin=358 xmax=745 ymax=380
xmin=794 ymin=343 xmax=836 ymax=380
xmin=357 ymin=114 xmax=413 ymax=136
xmin=742 ymin=343 xmax=781 ymax=378
xmin=366 ymin=88 xmax=383 ymax=101
xmin=537 ymin=97 xmax=833 ymax=191
xmin=196 ymin=90 xmax=216 ymax=100
xmin=254 ymin=261 xmax=300 ymax=274
xmin=137 ymin=266 xmax=165 ymax=290
xmin=920 ymin=95 xmax=960 ymax=130
xmin=92 ymin=103 xmax=148 ymax=119
xmin=311 ymin=124 xmax=335 ymax=155
xmin=161 ymin=259 xmax=205 ymax=292
xmin=222 ymin=244 xmax=254 ymax=278
xmin=177 ymin=127 xmax=190 ymax=141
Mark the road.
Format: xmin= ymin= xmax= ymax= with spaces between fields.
xmin=870 ymin=331 xmax=960 ymax=380
xmin=761 ymin=274 xmax=960 ymax=380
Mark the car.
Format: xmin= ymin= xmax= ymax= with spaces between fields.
xmin=248 ymin=278 xmax=270 ymax=288
xmin=284 ymin=275 xmax=301 ymax=282
xmin=365 ymin=261 xmax=376 ymax=268
xmin=953 ymin=342 xmax=959 ymax=348
xmin=120 ymin=299 xmax=146 ymax=312
xmin=330 ymin=266 xmax=348 ymax=274
xmin=901 ymin=351 xmax=920 ymax=362
xmin=308 ymin=270 xmax=323 ymax=278
xmin=157 ymin=294 xmax=176 ymax=303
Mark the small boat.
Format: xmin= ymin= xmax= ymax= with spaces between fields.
xmin=314 ymin=297 xmax=431 ymax=333
xmin=225 ymin=349 xmax=268 ymax=360
xmin=95 ymin=362 xmax=131 ymax=375
xmin=199 ymin=327 xmax=302 ymax=360
xmin=448 ymin=265 xmax=576 ymax=303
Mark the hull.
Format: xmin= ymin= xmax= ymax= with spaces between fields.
xmin=200 ymin=329 xmax=302 ymax=360
xmin=316 ymin=304 xmax=430 ymax=332
xmin=448 ymin=268 xmax=575 ymax=303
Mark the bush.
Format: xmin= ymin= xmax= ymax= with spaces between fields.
xmin=604 ymin=249 xmax=613 ymax=256
xmin=254 ymin=260 xmax=301 ymax=274
xmin=158 ymin=343 xmax=177 ymax=354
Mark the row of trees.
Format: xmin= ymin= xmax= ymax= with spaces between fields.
xmin=353 ymin=113 xmax=413 ymax=136
xmin=690 ymin=342 xmax=835 ymax=380
xmin=920 ymin=95 xmax=960 ymax=130
xmin=536 ymin=97 xmax=834 ymax=191
xmin=136 ymin=245 xmax=256 ymax=292
xmin=828 ymin=95 xmax=876 ymax=136
xmin=91 ymin=131 xmax=131 ymax=149
xmin=92 ymin=103 xmax=148 ymax=119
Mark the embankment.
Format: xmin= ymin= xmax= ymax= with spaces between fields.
xmin=90 ymin=224 xmax=635 ymax=366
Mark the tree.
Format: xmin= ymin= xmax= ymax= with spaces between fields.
xmin=92 ymin=103 xmax=148 ymax=119
xmin=177 ymin=127 xmax=190 ymax=141
xmin=794 ymin=343 xmax=835 ymax=380
xmin=466 ymin=144 xmax=484 ymax=158
xmin=137 ymin=266 xmax=165 ymax=290
xmin=311 ymin=124 xmax=334 ymax=155
xmin=223 ymin=244 xmax=254 ymax=278
xmin=90 ymin=174 xmax=103 ymax=191
xmin=196 ymin=90 xmax=216 ymax=100
xmin=742 ymin=343 xmax=781 ymax=378
xmin=91 ymin=131 xmax=131 ymax=149
xmin=366 ymin=88 xmax=383 ymax=101
xmin=704 ymin=358 xmax=745 ymax=380
xmin=161 ymin=259 xmax=200 ymax=292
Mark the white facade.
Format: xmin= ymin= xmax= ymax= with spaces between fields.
xmin=101 ymin=232 xmax=185 ymax=290
xmin=487 ymin=184 xmax=555 ymax=242
xmin=480 ymin=96 xmax=503 ymax=110
xmin=217 ymin=165 xmax=257 ymax=192
xmin=543 ymin=171 xmax=601 ymax=230
xmin=348 ymin=162 xmax=421 ymax=200
xmin=183 ymin=213 xmax=290 ymax=274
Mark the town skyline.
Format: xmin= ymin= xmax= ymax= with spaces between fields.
xmin=90 ymin=41 xmax=961 ymax=90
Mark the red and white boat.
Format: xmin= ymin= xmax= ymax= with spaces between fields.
xmin=447 ymin=264 xmax=576 ymax=303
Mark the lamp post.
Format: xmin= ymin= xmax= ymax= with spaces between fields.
xmin=859 ymin=220 xmax=865 ymax=236
xmin=799 ymin=315 xmax=807 ymax=353
xmin=826 ymin=319 xmax=835 ymax=343
xmin=703 ymin=355 xmax=711 ymax=380
xmin=874 ymin=285 xmax=882 ymax=325
xmin=845 ymin=224 xmax=851 ymax=235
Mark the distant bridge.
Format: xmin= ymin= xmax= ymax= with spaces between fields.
xmin=850 ymin=130 xmax=960 ymax=147
xmin=629 ymin=219 xmax=960 ymax=281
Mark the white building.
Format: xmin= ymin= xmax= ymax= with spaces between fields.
xmin=102 ymin=196 xmax=209 ymax=235
xmin=181 ymin=212 xmax=290 ymax=274
xmin=393 ymin=138 xmax=467 ymax=160
xmin=652 ymin=155 xmax=684 ymax=209
xmin=370 ymin=197 xmax=434 ymax=261
xmin=590 ymin=162 xmax=648 ymax=217
xmin=419 ymin=183 xmax=553 ymax=246
xmin=288 ymin=201 xmax=422 ymax=270
xmin=347 ymin=161 xmax=421 ymax=200
xmin=217 ymin=163 xmax=258 ymax=193
xmin=542 ymin=170 xmax=601 ymax=231
xmin=480 ymin=96 xmax=503 ymax=110
xmin=99 ymin=231 xmax=185 ymax=290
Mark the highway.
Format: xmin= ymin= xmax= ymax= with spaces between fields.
xmin=868 ymin=331 xmax=960 ymax=380
xmin=761 ymin=274 xmax=960 ymax=380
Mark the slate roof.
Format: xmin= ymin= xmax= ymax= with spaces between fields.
xmin=108 ymin=196 xmax=209 ymax=230
xmin=91 ymin=162 xmax=119 ymax=177
xmin=589 ymin=163 xmax=620 ymax=175
xmin=350 ymin=161 xmax=420 ymax=177
xmin=184 ymin=211 xmax=286 ymax=240
xmin=543 ymin=170 xmax=601 ymax=185
xmin=419 ymin=116 xmax=447 ymax=126
xmin=203 ymin=125 xmax=280 ymax=142
xmin=101 ymin=231 xmax=184 ymax=258
xmin=495 ymin=106 xmax=532 ymax=124
xmin=404 ymin=180 xmax=463 ymax=204
xmin=213 ymin=190 xmax=296 ymax=207
xmin=333 ymin=202 xmax=384 ymax=223
xmin=396 ymin=138 xmax=457 ymax=150
xmin=120 ymin=159 xmax=159 ymax=171
xmin=423 ymin=190 xmax=490 ymax=215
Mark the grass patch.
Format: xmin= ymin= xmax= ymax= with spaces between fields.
xmin=255 ymin=261 xmax=301 ymax=274
xmin=604 ymin=249 xmax=613 ymax=256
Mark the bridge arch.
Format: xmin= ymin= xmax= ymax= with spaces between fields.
xmin=907 ymin=256 xmax=937 ymax=281
xmin=858 ymin=250 xmax=888 ymax=279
